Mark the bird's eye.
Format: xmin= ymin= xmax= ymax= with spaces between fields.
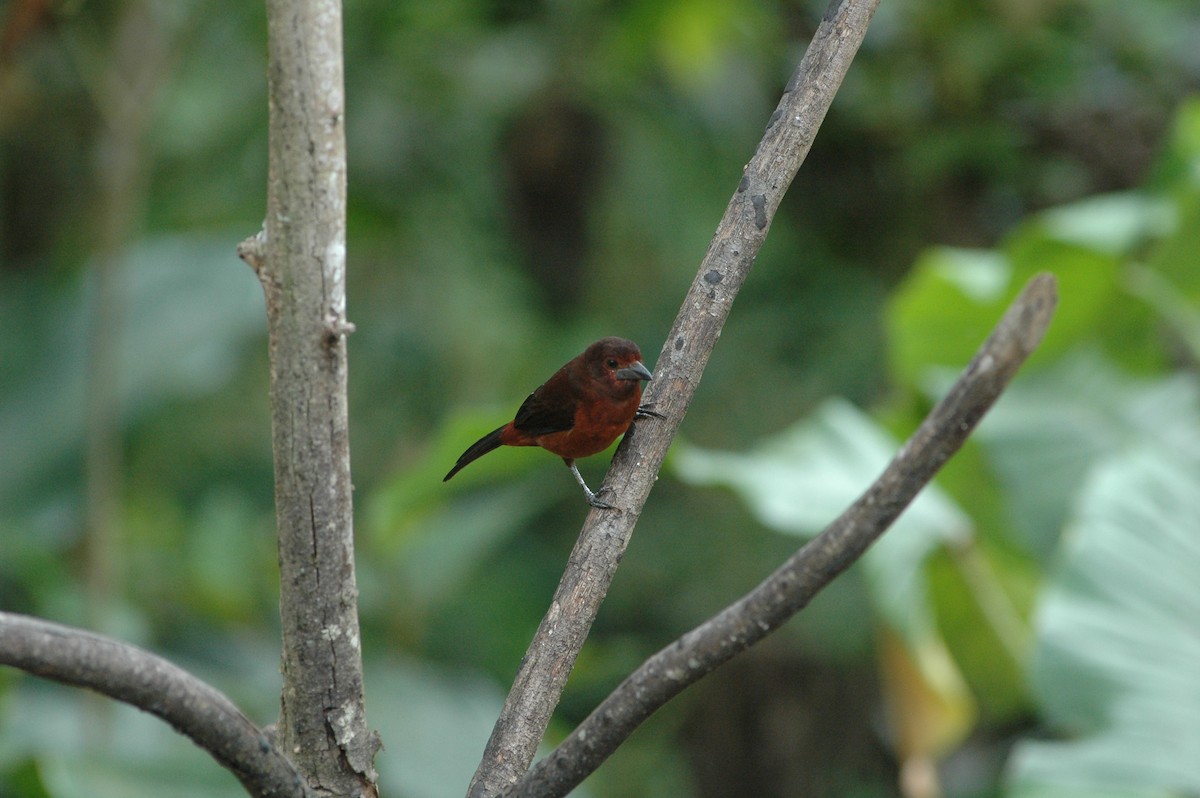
xmin=606 ymin=359 xmax=618 ymax=369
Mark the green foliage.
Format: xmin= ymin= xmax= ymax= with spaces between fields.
xmin=674 ymin=94 xmax=1200 ymax=794
xmin=971 ymin=353 xmax=1200 ymax=556
xmin=0 ymin=684 xmax=245 ymax=798
xmin=675 ymin=399 xmax=979 ymax=757
xmin=1007 ymin=450 xmax=1200 ymax=797
xmin=676 ymin=398 xmax=972 ymax=646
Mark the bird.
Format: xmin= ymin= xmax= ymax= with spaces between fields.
xmin=444 ymin=337 xmax=659 ymax=509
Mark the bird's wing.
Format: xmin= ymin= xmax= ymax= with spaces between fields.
xmin=512 ymin=384 xmax=577 ymax=437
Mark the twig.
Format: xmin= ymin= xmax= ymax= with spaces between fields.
xmin=466 ymin=1 xmax=883 ymax=795
xmin=512 ymin=272 xmax=1059 ymax=798
xmin=0 ymin=611 xmax=311 ymax=798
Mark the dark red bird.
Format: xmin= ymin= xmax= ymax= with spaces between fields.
xmin=444 ymin=337 xmax=657 ymax=508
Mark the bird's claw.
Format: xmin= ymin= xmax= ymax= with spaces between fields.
xmin=635 ymin=403 xmax=665 ymax=420
xmin=586 ymin=486 xmax=617 ymax=510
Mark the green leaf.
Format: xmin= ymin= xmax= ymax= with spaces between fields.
xmin=674 ymin=398 xmax=978 ymax=756
xmin=0 ymin=757 xmax=53 ymax=798
xmin=890 ymin=241 xmax=1126 ymax=385
xmin=114 ymin=235 xmax=265 ymax=408
xmin=887 ymin=247 xmax=1013 ymax=390
xmin=1148 ymin=96 xmax=1200 ymax=194
xmin=968 ymin=351 xmax=1200 ymax=558
xmin=39 ymin=753 xmax=243 ymax=798
xmin=1006 ymin=448 xmax=1200 ymax=797
xmin=369 ymin=397 xmax=608 ymax=542
xmin=673 ymin=398 xmax=970 ymax=665
xmin=1037 ymin=193 xmax=1174 ymax=256
xmin=0 ymin=234 xmax=264 ymax=512
xmin=361 ymin=406 xmax=569 ymax=625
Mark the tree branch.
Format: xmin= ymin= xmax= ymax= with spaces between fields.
xmin=467 ymin=1 xmax=883 ymax=795
xmin=0 ymin=611 xmax=310 ymax=798
xmin=513 ymin=272 xmax=1059 ymax=797
xmin=260 ymin=0 xmax=379 ymax=793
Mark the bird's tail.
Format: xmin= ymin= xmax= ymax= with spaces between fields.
xmin=443 ymin=425 xmax=507 ymax=482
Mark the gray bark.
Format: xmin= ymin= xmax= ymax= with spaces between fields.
xmin=250 ymin=0 xmax=380 ymax=793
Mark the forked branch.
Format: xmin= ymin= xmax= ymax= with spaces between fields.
xmin=512 ymin=273 xmax=1059 ymax=797
xmin=468 ymin=0 xmax=884 ymax=795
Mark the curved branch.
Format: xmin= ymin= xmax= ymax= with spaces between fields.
xmin=513 ymin=273 xmax=1059 ymax=798
xmin=0 ymin=611 xmax=310 ymax=798
xmin=467 ymin=1 xmax=883 ymax=795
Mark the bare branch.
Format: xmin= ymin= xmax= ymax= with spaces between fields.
xmin=260 ymin=0 xmax=379 ymax=792
xmin=467 ymin=1 xmax=883 ymax=795
xmin=0 ymin=611 xmax=310 ymax=798
xmin=513 ymin=273 xmax=1059 ymax=797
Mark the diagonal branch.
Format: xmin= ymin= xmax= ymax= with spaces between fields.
xmin=512 ymin=272 xmax=1059 ymax=798
xmin=467 ymin=1 xmax=883 ymax=795
xmin=0 ymin=611 xmax=310 ymax=798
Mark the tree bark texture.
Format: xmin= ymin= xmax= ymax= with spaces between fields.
xmin=258 ymin=0 xmax=378 ymax=794
xmin=467 ymin=1 xmax=882 ymax=795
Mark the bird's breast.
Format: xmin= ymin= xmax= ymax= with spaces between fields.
xmin=535 ymin=387 xmax=642 ymax=459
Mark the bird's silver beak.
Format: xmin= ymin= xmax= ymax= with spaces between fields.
xmin=616 ymin=361 xmax=653 ymax=382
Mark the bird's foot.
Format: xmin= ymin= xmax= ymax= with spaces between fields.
xmin=568 ymin=460 xmax=619 ymax=509
xmin=585 ymin=485 xmax=617 ymax=510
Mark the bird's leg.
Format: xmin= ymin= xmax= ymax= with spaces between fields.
xmin=635 ymin=403 xmax=665 ymax=420
xmin=565 ymin=459 xmax=616 ymax=509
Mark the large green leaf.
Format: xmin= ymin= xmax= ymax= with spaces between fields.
xmin=886 ymin=239 xmax=1122 ymax=391
xmin=968 ymin=351 xmax=1200 ymax=558
xmin=673 ymin=398 xmax=974 ymax=735
xmin=886 ymin=176 xmax=1200 ymax=392
xmin=1005 ymin=448 xmax=1200 ymax=798
xmin=1036 ymin=192 xmax=1174 ymax=257
xmin=886 ymin=247 xmax=1014 ymax=390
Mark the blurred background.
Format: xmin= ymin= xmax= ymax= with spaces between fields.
xmin=2 ymin=0 xmax=1199 ymax=796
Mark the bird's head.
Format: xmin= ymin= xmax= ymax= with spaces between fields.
xmin=584 ymin=337 xmax=653 ymax=395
